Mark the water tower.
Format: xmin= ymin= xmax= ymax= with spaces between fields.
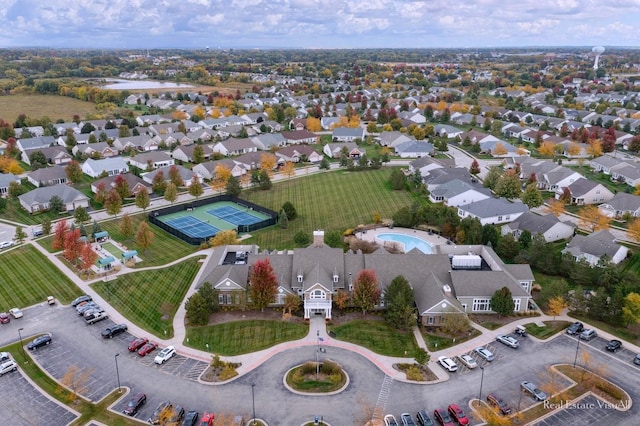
xmin=592 ymin=46 xmax=605 ymax=70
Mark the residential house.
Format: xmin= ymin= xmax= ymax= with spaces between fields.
xmin=376 ymin=131 xmax=415 ymax=149
xmin=590 ymin=155 xmax=624 ymax=174
xmin=479 ymin=139 xmax=518 ymax=157
xmin=323 ymin=142 xmax=363 ymax=159
xmin=599 ymin=193 xmax=640 ymax=218
xmin=82 ymin=157 xmax=129 ymax=178
xmin=112 ymin=135 xmax=160 ymax=152
xmin=281 ymin=130 xmax=319 ymax=145
xmin=320 ymin=117 xmax=340 ymax=130
xmin=559 ymin=178 xmax=614 ymax=205
xmin=14 ymin=126 xmax=44 ymax=138
xmin=610 ymin=163 xmax=640 ymax=187
xmin=408 ymin=156 xmax=454 ymax=177
xmin=540 ymin=166 xmax=584 ymax=192
xmin=128 ymin=151 xmax=174 ymax=170
xmin=26 ymin=166 xmax=68 ymax=187
xmin=142 ymin=165 xmax=202 ymax=187
xmin=192 ymin=159 xmax=247 ymax=180
xmin=72 ymin=142 xmax=118 ymax=159
xmin=429 ymin=179 xmax=492 ymax=207
xmin=397 ymin=111 xmax=426 ymax=124
xmin=18 ymin=184 xmax=89 ymax=213
xmin=394 ymin=141 xmax=434 ymax=158
xmin=0 ymin=173 xmax=21 ymax=196
xmin=457 ymin=197 xmax=529 ymax=225
xmin=212 ymin=138 xmax=258 ymax=157
xmin=434 ymin=124 xmax=464 ymax=139
xmin=135 ymin=114 xmax=170 ymax=126
xmin=91 ymin=173 xmax=152 ymax=196
xmin=17 ymin=136 xmax=56 ymax=162
xmin=424 ymin=168 xmax=474 ymax=192
xmin=276 ymin=145 xmax=323 ymax=164
xmin=23 ymin=146 xmax=72 ymax=166
xmin=160 ymin=132 xmax=194 ymax=147
xmin=289 ymin=118 xmax=307 ymax=130
xmin=562 ymin=230 xmax=628 ymax=265
xmin=234 ymin=152 xmax=277 ymax=171
xmin=501 ymin=211 xmax=575 ymax=242
xmin=250 ymin=133 xmax=287 ymax=151
xmin=171 ymin=144 xmax=214 ymax=163
xmin=332 ymin=127 xmax=365 ymax=142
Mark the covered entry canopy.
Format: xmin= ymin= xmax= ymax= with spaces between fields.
xmin=94 ymin=231 xmax=109 ymax=239
xmin=98 ymin=256 xmax=115 ymax=266
xmin=121 ymin=250 xmax=138 ymax=260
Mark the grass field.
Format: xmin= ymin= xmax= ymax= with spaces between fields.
xmin=0 ymin=95 xmax=97 ymax=123
xmin=40 ymin=214 xmax=195 ymax=267
xmin=0 ymin=198 xmax=72 ymax=226
xmin=185 ymin=320 xmax=308 ymax=356
xmin=240 ymin=168 xmax=413 ymax=249
xmin=328 ymin=319 xmax=418 ymax=357
xmin=621 ymin=251 xmax=640 ymax=275
xmin=0 ymin=245 xmax=82 ymax=307
xmin=524 ymin=320 xmax=571 ymax=339
xmin=92 ymin=257 xmax=203 ymax=338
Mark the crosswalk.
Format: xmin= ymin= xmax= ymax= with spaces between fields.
xmin=372 ymin=374 xmax=394 ymax=420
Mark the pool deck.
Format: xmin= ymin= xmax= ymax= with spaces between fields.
xmin=357 ymin=227 xmax=447 ymax=252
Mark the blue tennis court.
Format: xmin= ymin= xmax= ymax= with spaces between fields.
xmin=164 ymin=216 xmax=220 ymax=238
xmin=207 ymin=206 xmax=263 ymax=226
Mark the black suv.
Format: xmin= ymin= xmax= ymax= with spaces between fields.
xmin=71 ymin=295 xmax=92 ymax=307
xmin=566 ymin=321 xmax=584 ymax=335
xmin=416 ymin=410 xmax=434 ymax=426
xmin=102 ymin=324 xmax=128 ymax=339
xmin=122 ymin=392 xmax=146 ymax=416
xmin=606 ymin=339 xmax=622 ymax=352
xmin=27 ymin=334 xmax=52 ymax=350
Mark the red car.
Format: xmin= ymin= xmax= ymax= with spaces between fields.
xmin=433 ymin=408 xmax=455 ymax=426
xmin=447 ymin=404 xmax=469 ymax=426
xmin=137 ymin=342 xmax=158 ymax=357
xmin=0 ymin=313 xmax=10 ymax=324
xmin=199 ymin=412 xmax=215 ymax=426
xmin=128 ymin=337 xmax=148 ymax=352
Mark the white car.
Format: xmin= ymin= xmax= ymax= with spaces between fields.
xmin=438 ymin=356 xmax=458 ymax=372
xmin=457 ymin=354 xmax=478 ymax=369
xmin=9 ymin=308 xmax=23 ymax=319
xmin=0 ymin=241 xmax=13 ymax=249
xmin=384 ymin=414 xmax=398 ymax=426
xmin=475 ymin=347 xmax=495 ymax=362
xmin=496 ymin=335 xmax=519 ymax=349
xmin=153 ymin=345 xmax=176 ymax=364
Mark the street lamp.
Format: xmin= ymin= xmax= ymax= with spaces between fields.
xmin=114 ymin=353 xmax=121 ymax=393
xmin=17 ymin=328 xmax=27 ymax=363
xmin=478 ymin=365 xmax=485 ymax=401
xmin=573 ymin=335 xmax=581 ymax=369
xmin=251 ymin=382 xmax=256 ymax=426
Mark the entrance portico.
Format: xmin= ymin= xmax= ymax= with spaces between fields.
xmin=303 ymin=284 xmax=332 ymax=320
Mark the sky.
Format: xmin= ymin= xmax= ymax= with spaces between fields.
xmin=0 ymin=0 xmax=639 ymax=49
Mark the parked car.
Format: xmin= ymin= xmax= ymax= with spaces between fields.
xmin=433 ymin=408 xmax=455 ymax=426
xmin=521 ymin=381 xmax=547 ymax=401
xmin=401 ymin=413 xmax=416 ymax=426
xmin=416 ymin=410 xmax=434 ymax=426
xmin=579 ymin=329 xmax=597 ymax=341
xmin=457 ymin=354 xmax=477 ymax=369
xmin=486 ymin=393 xmax=512 ymax=415
xmin=496 ymin=335 xmax=519 ymax=349
xmin=199 ymin=412 xmax=215 ymax=426
xmin=148 ymin=401 xmax=172 ymax=425
xmin=101 ymin=324 xmax=128 ymax=339
xmin=514 ymin=325 xmax=527 ymax=337
xmin=77 ymin=302 xmax=100 ymax=315
xmin=137 ymin=341 xmax=158 ymax=357
xmin=566 ymin=321 xmax=584 ymax=335
xmin=438 ymin=356 xmax=458 ymax=372
xmin=606 ymin=339 xmax=622 ymax=352
xmin=167 ymin=404 xmax=185 ymax=425
xmin=0 ymin=360 xmax=18 ymax=376
xmin=182 ymin=410 xmax=199 ymax=426
xmin=122 ymin=392 xmax=146 ymax=416
xmin=0 ymin=313 xmax=10 ymax=324
xmin=474 ymin=347 xmax=495 ymax=362
xmin=384 ymin=414 xmax=399 ymax=426
xmin=85 ymin=310 xmax=108 ymax=325
xmin=0 ymin=241 xmax=14 ymax=249
xmin=128 ymin=337 xmax=148 ymax=352
xmin=9 ymin=308 xmax=23 ymax=319
xmin=0 ymin=352 xmax=10 ymax=363
xmin=71 ymin=295 xmax=92 ymax=307
xmin=27 ymin=334 xmax=52 ymax=350
xmin=634 ymin=354 xmax=640 ymax=366
xmin=447 ymin=404 xmax=469 ymax=426
xmin=154 ymin=345 xmax=177 ymax=365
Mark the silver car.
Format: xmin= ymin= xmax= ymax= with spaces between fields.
xmin=521 ymin=381 xmax=547 ymax=401
xmin=475 ymin=347 xmax=495 ymax=361
xmin=496 ymin=335 xmax=519 ymax=349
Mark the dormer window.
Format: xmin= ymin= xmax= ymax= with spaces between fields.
xmin=297 ymin=274 xmax=303 ymax=283
xmin=333 ymin=274 xmax=339 ymax=283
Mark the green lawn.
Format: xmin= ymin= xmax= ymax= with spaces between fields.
xmin=328 ymin=319 xmax=418 ymax=357
xmin=524 ymin=320 xmax=571 ymax=339
xmin=423 ymin=328 xmax=482 ymax=351
xmin=40 ymin=214 xmax=195 ymax=267
xmin=0 ymin=198 xmax=71 ymax=226
xmin=567 ymin=165 xmax=632 ymax=194
xmin=621 ymin=251 xmax=640 ymax=275
xmin=185 ymin=320 xmax=308 ymax=356
xmin=92 ymin=257 xmax=204 ymax=338
xmin=0 ymin=245 xmax=82 ymax=307
xmin=240 ymin=168 xmax=413 ymax=249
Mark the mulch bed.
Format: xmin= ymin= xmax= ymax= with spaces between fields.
xmin=392 ymin=363 xmax=439 ymax=382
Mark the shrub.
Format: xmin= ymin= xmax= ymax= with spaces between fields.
xmin=321 ymin=360 xmax=341 ymax=375
xmin=293 ymin=231 xmax=311 ymax=246
xmin=406 ymin=365 xmax=424 ymax=381
xmin=218 ymin=364 xmax=238 ymax=381
xmin=414 ymin=348 xmax=430 ymax=365
xmin=211 ymin=354 xmax=225 ymax=368
xmin=301 ymin=361 xmax=316 ymax=375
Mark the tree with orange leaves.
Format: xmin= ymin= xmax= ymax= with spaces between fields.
xmin=80 ymin=243 xmax=98 ymax=272
xmin=578 ymin=205 xmax=611 ymax=232
xmin=282 ymin=161 xmax=296 ymax=179
xmin=538 ymin=141 xmax=555 ymax=158
xmin=545 ymin=199 xmax=566 ymax=217
xmin=586 ymin=140 xmax=603 ymax=158
xmin=260 ymin=153 xmax=276 ymax=176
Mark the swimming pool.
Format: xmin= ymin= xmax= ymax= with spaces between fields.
xmin=376 ymin=233 xmax=434 ymax=254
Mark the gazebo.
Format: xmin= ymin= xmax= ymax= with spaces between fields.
xmin=94 ymin=231 xmax=109 ymax=242
xmin=98 ymin=256 xmax=115 ymax=270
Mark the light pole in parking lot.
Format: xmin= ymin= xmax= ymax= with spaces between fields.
xmin=17 ymin=328 xmax=27 ymax=363
xmin=251 ymin=382 xmax=256 ymax=426
xmin=573 ymin=336 xmax=581 ymax=369
xmin=478 ymin=365 xmax=485 ymax=401
xmin=114 ymin=353 xmax=121 ymax=393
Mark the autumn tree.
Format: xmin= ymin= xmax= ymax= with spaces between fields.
xmin=80 ymin=242 xmax=98 ymax=272
xmin=284 ymin=293 xmax=301 ymax=315
xmin=63 ymin=228 xmax=83 ymax=264
xmin=483 ymin=166 xmax=502 ymax=190
xmin=192 ymin=145 xmax=205 ymax=164
xmin=490 ymin=287 xmax=515 ymax=317
xmin=538 ymin=141 xmax=556 ymax=158
xmin=471 ymin=400 xmax=514 ymax=426
xmin=209 ymin=230 xmax=239 ymax=247
xmin=260 ymin=153 xmax=276 ymax=176
xmin=65 ymin=160 xmax=83 ymax=184
xmin=152 ymin=170 xmax=167 ymax=195
xmin=14 ymin=226 xmax=27 ymax=244
xmin=545 ymin=199 xmax=566 ymax=217
xmin=249 ymin=258 xmax=279 ymax=311
xmin=57 ymin=365 xmax=92 ymax=403
xmin=352 ymin=269 xmax=381 ymax=315
xmin=114 ymin=174 xmax=130 ymax=199
xmin=567 ymin=142 xmax=582 ymax=157
xmin=188 ymin=175 xmax=203 ymax=199
xmin=578 ymin=205 xmax=611 ymax=232
xmin=586 ymin=139 xmax=603 ymax=158
xmin=119 ymin=213 xmax=135 ymax=240
xmin=547 ymin=295 xmax=569 ymax=320
xmin=104 ymin=189 xmax=122 ymax=218
xmin=333 ymin=290 xmax=350 ymax=310
xmin=168 ymin=165 xmax=182 ymax=187
xmin=135 ymin=189 xmax=150 ymax=212
xmin=521 ymin=183 xmax=544 ymax=208
xmin=164 ymin=182 xmax=178 ymax=204
xmin=282 ymin=161 xmax=296 ymax=179
xmin=441 ymin=313 xmax=472 ymax=336
xmin=627 ymin=218 xmax=640 ymax=243
xmin=74 ymin=206 xmax=90 ymax=224
xmin=211 ymin=165 xmax=231 ymax=193
xmin=94 ymin=181 xmax=107 ymax=204
xmin=492 ymin=142 xmax=508 ymax=156
xmin=52 ymin=219 xmax=69 ymax=250
xmin=135 ymin=221 xmax=155 ymax=253
xmin=622 ymin=292 xmax=640 ymax=326
xmin=306 ymin=117 xmax=321 ymax=132
xmin=469 ymin=159 xmax=480 ymax=175
xmin=495 ymin=171 xmax=521 ymax=199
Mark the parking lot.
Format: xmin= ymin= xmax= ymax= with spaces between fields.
xmin=0 ymin=360 xmax=78 ymax=426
